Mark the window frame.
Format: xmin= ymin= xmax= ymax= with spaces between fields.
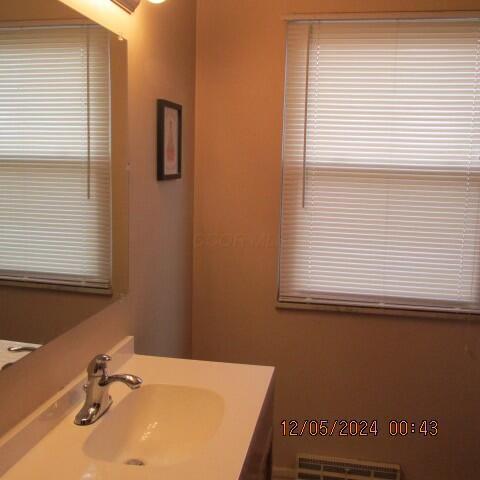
xmin=277 ymin=11 xmax=480 ymax=319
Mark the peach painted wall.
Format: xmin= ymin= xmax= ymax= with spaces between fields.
xmin=0 ymin=0 xmax=196 ymax=436
xmin=193 ymin=1 xmax=480 ymax=479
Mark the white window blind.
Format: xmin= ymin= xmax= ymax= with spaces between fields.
xmin=0 ymin=25 xmax=111 ymax=290
xmin=279 ymin=19 xmax=480 ymax=313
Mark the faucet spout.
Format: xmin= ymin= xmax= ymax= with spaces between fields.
xmin=102 ymin=374 xmax=142 ymax=389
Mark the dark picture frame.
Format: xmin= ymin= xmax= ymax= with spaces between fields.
xmin=157 ymin=99 xmax=182 ymax=180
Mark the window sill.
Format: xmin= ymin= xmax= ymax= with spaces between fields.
xmin=276 ymin=300 xmax=480 ymax=321
xmin=0 ymin=279 xmax=112 ymax=296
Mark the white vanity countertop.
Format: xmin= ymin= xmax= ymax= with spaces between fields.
xmin=0 ymin=341 xmax=274 ymax=480
xmin=0 ymin=340 xmax=41 ymax=371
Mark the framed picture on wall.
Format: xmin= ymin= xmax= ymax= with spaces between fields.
xmin=157 ymin=99 xmax=182 ymax=180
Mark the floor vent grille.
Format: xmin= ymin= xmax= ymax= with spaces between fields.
xmin=297 ymin=454 xmax=400 ymax=480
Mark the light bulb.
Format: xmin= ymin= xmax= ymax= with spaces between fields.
xmin=147 ymin=0 xmax=167 ymax=3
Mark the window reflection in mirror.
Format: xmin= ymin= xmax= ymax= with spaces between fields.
xmin=0 ymin=0 xmax=128 ymax=368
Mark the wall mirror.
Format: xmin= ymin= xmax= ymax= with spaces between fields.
xmin=0 ymin=0 xmax=128 ymax=370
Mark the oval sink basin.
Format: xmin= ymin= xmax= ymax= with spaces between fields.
xmin=83 ymin=384 xmax=225 ymax=467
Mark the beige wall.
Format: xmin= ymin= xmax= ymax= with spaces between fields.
xmin=193 ymin=1 xmax=480 ymax=479
xmin=128 ymin=0 xmax=195 ymax=357
xmin=0 ymin=0 xmax=196 ymax=435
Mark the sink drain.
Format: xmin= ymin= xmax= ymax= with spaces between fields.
xmin=125 ymin=458 xmax=146 ymax=467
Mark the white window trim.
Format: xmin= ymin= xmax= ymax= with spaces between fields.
xmin=277 ymin=12 xmax=480 ymax=318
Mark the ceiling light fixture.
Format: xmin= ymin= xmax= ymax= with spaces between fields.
xmin=110 ymin=0 xmax=141 ymax=14
xmin=110 ymin=0 xmax=168 ymax=14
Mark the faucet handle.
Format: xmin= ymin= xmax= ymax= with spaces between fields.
xmin=87 ymin=354 xmax=111 ymax=377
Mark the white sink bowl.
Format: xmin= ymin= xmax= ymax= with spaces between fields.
xmin=83 ymin=384 xmax=225 ymax=467
xmin=0 ymin=343 xmax=274 ymax=480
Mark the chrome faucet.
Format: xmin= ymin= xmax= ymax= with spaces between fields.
xmin=74 ymin=354 xmax=142 ymax=426
xmin=8 ymin=345 xmax=38 ymax=353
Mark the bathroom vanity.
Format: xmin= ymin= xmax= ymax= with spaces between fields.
xmin=0 ymin=338 xmax=274 ymax=480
